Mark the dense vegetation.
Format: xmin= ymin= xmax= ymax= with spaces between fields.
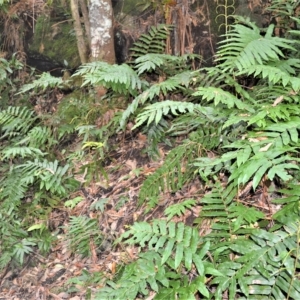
xmin=1 ymin=2 xmax=300 ymax=299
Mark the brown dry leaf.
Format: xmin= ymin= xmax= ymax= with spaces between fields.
xmin=125 ymin=159 xmax=137 ymax=170
xmin=272 ymin=95 xmax=283 ymax=106
xmin=106 ymin=209 xmax=124 ymax=221
xmin=110 ymin=261 xmax=116 ymax=274
xmin=90 ymin=238 xmax=98 ymax=264
xmin=39 ymin=42 xmax=44 ymax=53
xmin=137 ymin=132 xmax=147 ymax=143
xmin=143 ymin=166 xmax=157 ymax=175
xmin=249 ymin=136 xmax=267 ymax=142
xmin=259 ymin=143 xmax=273 ymax=152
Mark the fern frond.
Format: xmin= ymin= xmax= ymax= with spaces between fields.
xmin=210 ymin=221 xmax=300 ymax=299
xmin=164 ymin=199 xmax=197 ymax=221
xmin=139 ymin=141 xmax=197 ymax=205
xmin=193 ymin=86 xmax=254 ymax=111
xmin=25 ymin=126 xmax=56 ymax=149
xmin=1 ymin=146 xmax=46 ymax=160
xmin=66 ymin=216 xmax=102 ymax=256
xmin=0 ymin=168 xmax=28 ymax=211
xmin=119 ymin=72 xmax=192 ymax=129
xmin=16 ymin=72 xmax=65 ymax=94
xmin=217 ymin=23 xmax=296 ymax=72
xmin=121 ymin=220 xmax=207 ymax=268
xmin=237 ymin=64 xmax=300 ymax=90
xmin=130 ymin=24 xmax=172 ymax=57
xmin=133 ymin=100 xmax=199 ymax=129
xmin=96 ymin=251 xmax=168 ymax=299
xmin=18 ymin=159 xmax=71 ymax=195
xmin=134 ymin=53 xmax=181 ymax=75
xmin=73 ymin=62 xmax=143 ymax=96
xmin=0 ymin=106 xmax=37 ymax=138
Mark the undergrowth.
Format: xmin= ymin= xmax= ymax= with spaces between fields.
xmin=1 ymin=5 xmax=300 ymax=299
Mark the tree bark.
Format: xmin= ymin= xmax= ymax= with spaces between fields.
xmin=79 ymin=0 xmax=91 ymax=47
xmin=70 ymin=0 xmax=88 ymax=64
xmin=89 ymin=0 xmax=115 ymax=63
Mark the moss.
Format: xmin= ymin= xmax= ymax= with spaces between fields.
xmin=29 ymin=16 xmax=81 ymax=69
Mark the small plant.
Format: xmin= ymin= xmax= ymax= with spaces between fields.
xmin=0 ymin=105 xmax=78 ymax=269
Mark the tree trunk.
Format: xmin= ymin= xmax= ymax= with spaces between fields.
xmin=70 ymin=0 xmax=88 ymax=64
xmin=79 ymin=0 xmax=91 ymax=47
xmin=89 ymin=0 xmax=115 ymax=63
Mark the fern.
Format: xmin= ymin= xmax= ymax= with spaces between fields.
xmin=1 ymin=146 xmax=46 ymax=159
xmin=73 ymin=61 xmax=143 ymax=96
xmin=119 ymin=71 xmax=193 ymax=129
xmin=130 ymin=24 xmax=172 ymax=57
xmin=139 ymin=141 xmax=197 ymax=205
xmin=236 ymin=64 xmax=300 ymax=91
xmin=164 ymin=199 xmax=197 ymax=221
xmin=65 ymin=216 xmax=102 ymax=257
xmin=16 ymin=72 xmax=66 ymax=94
xmin=133 ymin=100 xmax=199 ymax=128
xmin=18 ymin=159 xmax=71 ymax=195
xmin=0 ymin=105 xmax=77 ymax=269
xmin=97 ymin=221 xmax=219 ymax=299
xmin=134 ymin=53 xmax=200 ymax=76
xmin=217 ymin=22 xmax=296 ymax=72
xmin=193 ymin=86 xmax=254 ymax=111
xmin=0 ymin=106 xmax=37 ymax=138
xmin=134 ymin=53 xmax=180 ymax=75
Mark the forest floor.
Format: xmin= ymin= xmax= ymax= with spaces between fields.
xmin=0 ymin=125 xmax=275 ymax=300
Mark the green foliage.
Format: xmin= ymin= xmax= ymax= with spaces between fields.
xmin=73 ymin=61 xmax=143 ymax=96
xmin=197 ymin=183 xmax=300 ymax=299
xmin=93 ymin=12 xmax=300 ymax=300
xmin=130 ymin=24 xmax=173 ymax=58
xmin=119 ymin=70 xmax=193 ymax=129
xmin=216 ymin=22 xmax=296 ymax=72
xmin=17 ymin=72 xmax=66 ymax=94
xmin=97 ymin=220 xmax=217 ymax=299
xmin=65 ymin=216 xmax=102 ymax=257
xmin=164 ymin=199 xmax=197 ymax=221
xmin=4 ymin=8 xmax=300 ymax=299
xmin=139 ymin=141 xmax=197 ymax=206
xmin=0 ymin=54 xmax=24 ymax=107
xmin=0 ymin=105 xmax=78 ymax=269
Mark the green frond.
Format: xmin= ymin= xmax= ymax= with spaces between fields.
xmin=18 ymin=159 xmax=71 ymax=195
xmin=133 ymin=100 xmax=198 ymax=129
xmin=272 ymin=183 xmax=300 ymax=224
xmin=1 ymin=146 xmax=46 ymax=160
xmin=134 ymin=53 xmax=181 ymax=75
xmin=0 ymin=106 xmax=37 ymax=138
xmin=0 ymin=168 xmax=28 ymax=211
xmin=119 ymin=72 xmax=189 ymax=129
xmin=164 ymin=199 xmax=197 ymax=221
xmin=135 ymin=54 xmax=200 ymax=76
xmin=210 ymin=221 xmax=300 ymax=299
xmin=25 ymin=126 xmax=57 ymax=149
xmin=237 ymin=64 xmax=300 ymax=90
xmin=193 ymin=87 xmax=254 ymax=111
xmin=139 ymin=141 xmax=198 ymax=205
xmin=145 ymin=118 xmax=169 ymax=159
xmin=16 ymin=72 xmax=65 ymax=94
xmin=74 ymin=62 xmax=143 ymax=96
xmin=130 ymin=24 xmax=172 ymax=57
xmin=121 ymin=220 xmax=208 ymax=269
xmin=65 ymin=216 xmax=102 ymax=257
xmin=217 ymin=23 xmax=296 ymax=72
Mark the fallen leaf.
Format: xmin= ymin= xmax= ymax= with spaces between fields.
xmin=259 ymin=143 xmax=272 ymax=152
